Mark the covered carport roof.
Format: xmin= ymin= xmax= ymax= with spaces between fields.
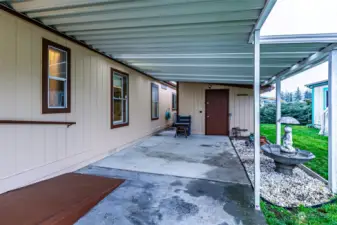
xmin=3 ymin=0 xmax=337 ymax=85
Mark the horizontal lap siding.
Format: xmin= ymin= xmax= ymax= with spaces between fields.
xmin=179 ymin=83 xmax=253 ymax=135
xmin=0 ymin=10 xmax=175 ymax=193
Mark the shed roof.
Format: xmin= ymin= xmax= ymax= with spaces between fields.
xmin=3 ymin=0 xmax=337 ymax=85
xmin=305 ymin=79 xmax=328 ymax=89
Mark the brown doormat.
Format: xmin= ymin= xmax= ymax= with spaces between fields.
xmin=0 ymin=173 xmax=124 ymax=225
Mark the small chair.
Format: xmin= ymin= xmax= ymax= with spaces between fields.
xmin=174 ymin=115 xmax=191 ymax=138
xmin=232 ymin=127 xmax=248 ymax=138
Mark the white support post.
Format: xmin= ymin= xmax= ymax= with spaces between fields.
xmin=328 ymin=50 xmax=337 ymax=193
xmin=276 ymin=77 xmax=282 ymax=145
xmin=254 ymin=30 xmax=261 ymax=210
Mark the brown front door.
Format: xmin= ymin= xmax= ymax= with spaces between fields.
xmin=205 ymin=89 xmax=229 ymax=135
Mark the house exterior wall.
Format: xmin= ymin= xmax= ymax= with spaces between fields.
xmin=178 ymin=82 xmax=253 ymax=135
xmin=312 ymin=85 xmax=328 ymax=127
xmin=0 ymin=10 xmax=176 ymax=193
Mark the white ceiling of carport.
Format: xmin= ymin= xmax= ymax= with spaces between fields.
xmin=7 ymin=0 xmax=334 ymax=84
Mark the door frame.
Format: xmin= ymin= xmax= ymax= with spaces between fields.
xmin=205 ymin=89 xmax=230 ymax=135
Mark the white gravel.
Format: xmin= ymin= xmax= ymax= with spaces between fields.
xmin=232 ymin=139 xmax=334 ymax=207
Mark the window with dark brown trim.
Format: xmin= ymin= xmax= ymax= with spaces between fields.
xmin=151 ymin=83 xmax=159 ymax=120
xmin=42 ymin=38 xmax=71 ymax=114
xmin=111 ymin=68 xmax=129 ymax=129
xmin=172 ymin=93 xmax=177 ymax=110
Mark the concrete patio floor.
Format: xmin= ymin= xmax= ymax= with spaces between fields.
xmin=76 ymin=130 xmax=266 ymax=225
xmin=93 ymin=130 xmax=250 ymax=185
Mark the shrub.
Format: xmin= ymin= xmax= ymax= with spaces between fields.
xmin=261 ymin=102 xmax=312 ymax=125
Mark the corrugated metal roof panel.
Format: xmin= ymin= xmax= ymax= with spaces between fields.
xmin=6 ymin=0 xmax=335 ymax=84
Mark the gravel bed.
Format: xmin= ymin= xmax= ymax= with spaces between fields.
xmin=232 ymin=139 xmax=334 ymax=207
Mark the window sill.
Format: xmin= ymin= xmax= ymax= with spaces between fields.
xmin=42 ymin=108 xmax=71 ymax=114
xmin=111 ymin=123 xmax=129 ymax=129
xmin=151 ymin=118 xmax=159 ymax=121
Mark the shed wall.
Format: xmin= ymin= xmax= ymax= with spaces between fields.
xmin=178 ymin=82 xmax=253 ymax=135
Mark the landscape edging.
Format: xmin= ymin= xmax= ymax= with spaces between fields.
xmin=229 ymin=137 xmax=337 ymax=209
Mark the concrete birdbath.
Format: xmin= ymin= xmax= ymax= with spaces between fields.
xmin=261 ymin=126 xmax=315 ymax=175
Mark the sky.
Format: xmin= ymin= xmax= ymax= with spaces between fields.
xmin=261 ymin=0 xmax=337 ymax=36
xmin=263 ymin=62 xmax=328 ymax=97
xmin=260 ymin=0 xmax=337 ymax=97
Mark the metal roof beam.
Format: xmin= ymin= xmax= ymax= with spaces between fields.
xmin=11 ymin=0 xmax=120 ymax=12
xmin=99 ymin=42 xmax=252 ymax=50
xmin=157 ymin=77 xmax=255 ymax=83
xmin=115 ymin=53 xmax=312 ymax=59
xmin=143 ymin=67 xmax=279 ymax=72
xmin=104 ymin=49 xmax=314 ymax=56
xmin=26 ymin=0 xmax=218 ymax=18
xmin=42 ymin=1 xmax=264 ymax=25
xmin=105 ymin=49 xmax=252 ymax=55
xmin=66 ymin=21 xmax=256 ymax=36
xmin=158 ymin=77 xmax=254 ymax=82
xmin=98 ymin=42 xmax=320 ymax=51
xmin=141 ymin=67 xmax=282 ymax=77
xmin=105 ymin=47 xmax=318 ymax=52
xmin=75 ymin=26 xmax=252 ymax=41
xmin=150 ymin=73 xmax=271 ymax=78
xmin=126 ymin=58 xmax=298 ymax=65
xmin=56 ymin=12 xmax=260 ymax=32
xmin=260 ymin=33 xmax=337 ymax=44
xmin=86 ymin=34 xmax=249 ymax=45
xmin=131 ymin=63 xmax=289 ymax=68
xmin=248 ymin=0 xmax=277 ymax=43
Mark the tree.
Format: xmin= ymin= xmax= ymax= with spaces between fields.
xmin=288 ymin=92 xmax=293 ymax=102
xmin=281 ymin=91 xmax=286 ymax=101
xmin=294 ymin=87 xmax=302 ymax=102
xmin=284 ymin=91 xmax=289 ymax=102
xmin=260 ymin=103 xmax=276 ymax=123
xmin=260 ymin=101 xmax=312 ymax=125
xmin=284 ymin=91 xmax=293 ymax=102
xmin=304 ymin=89 xmax=312 ymax=100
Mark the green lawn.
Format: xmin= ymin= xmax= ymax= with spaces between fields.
xmin=261 ymin=201 xmax=337 ymax=225
xmin=260 ymin=124 xmax=337 ymax=225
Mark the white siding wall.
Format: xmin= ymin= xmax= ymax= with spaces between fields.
xmin=0 ymin=10 xmax=176 ymax=193
xmin=313 ymin=85 xmax=328 ymax=126
xmin=179 ymin=83 xmax=253 ymax=135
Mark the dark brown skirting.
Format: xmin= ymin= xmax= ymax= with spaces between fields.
xmin=0 ymin=173 xmax=124 ymax=225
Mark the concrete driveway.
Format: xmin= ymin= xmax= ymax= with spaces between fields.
xmin=76 ymin=130 xmax=266 ymax=225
